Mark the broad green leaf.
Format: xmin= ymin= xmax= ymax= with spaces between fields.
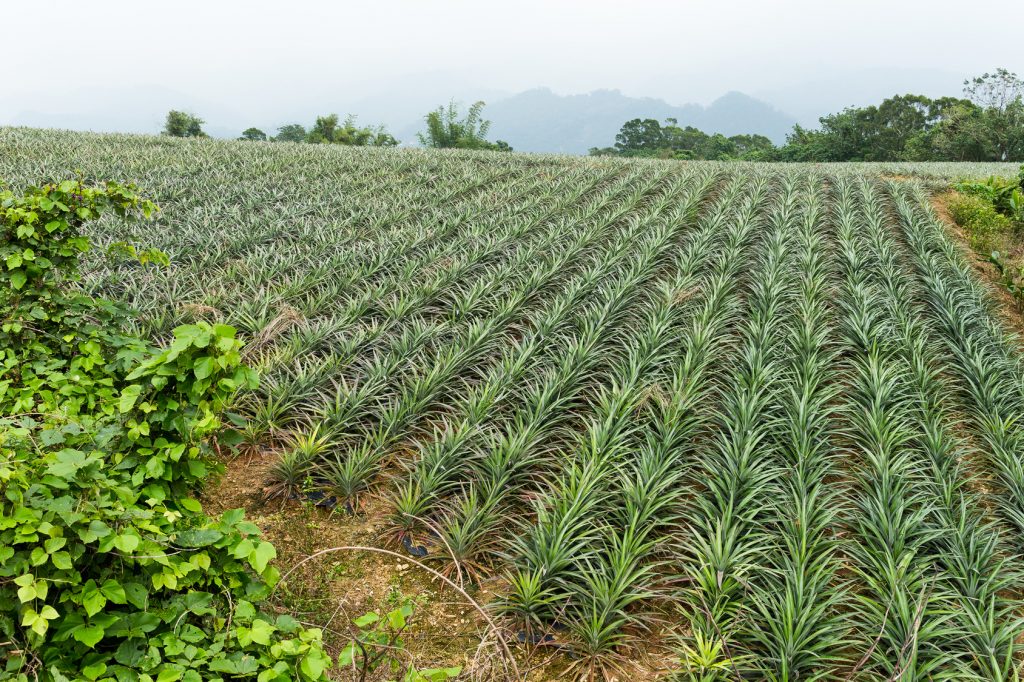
xmin=157 ymin=667 xmax=183 ymax=682
xmin=83 ymin=581 xmax=107 ymax=617
xmin=17 ymin=584 xmax=36 ymax=603
xmin=250 ymin=618 xmax=275 ymax=645
xmin=353 ymin=612 xmax=379 ymax=628
xmin=119 ymin=384 xmax=143 ymax=413
xmin=47 ymin=449 xmax=90 ymax=478
xmin=51 ymin=551 xmax=73 ymax=570
xmin=232 ymin=538 xmax=255 ymax=559
xmin=113 ymin=533 xmax=140 ymax=553
xmin=300 ymin=648 xmax=329 ymax=679
xmin=73 ymin=624 xmax=105 ymax=648
xmin=193 ymin=356 xmax=214 ymax=380
xmin=175 ymin=528 xmax=223 ymax=548
xmin=100 ymin=579 xmax=127 ymax=604
xmin=250 ymin=541 xmax=276 ymax=573
xmin=387 ymin=607 xmax=406 ymax=630
xmin=338 ymin=642 xmax=357 ymax=667
xmin=82 ymin=662 xmax=107 ymax=680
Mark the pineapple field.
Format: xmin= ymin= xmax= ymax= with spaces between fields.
xmin=3 ymin=127 xmax=1024 ymax=679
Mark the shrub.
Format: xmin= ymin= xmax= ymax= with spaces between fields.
xmin=162 ymin=111 xmax=206 ymax=138
xmin=0 ymin=180 xmax=331 ymax=680
xmin=240 ymin=128 xmax=268 ymax=142
xmin=954 ymin=175 xmax=1020 ymax=214
xmin=955 ymin=172 xmax=1024 ymax=220
xmin=946 ymin=191 xmax=1014 ymax=239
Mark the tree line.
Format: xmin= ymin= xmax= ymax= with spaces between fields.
xmin=589 ymin=119 xmax=776 ymax=161
xmin=592 ymin=69 xmax=1024 ymax=162
xmin=162 ymin=68 xmax=1023 ymax=162
xmin=163 ymin=101 xmax=512 ymax=151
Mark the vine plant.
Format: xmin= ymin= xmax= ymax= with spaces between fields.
xmin=0 ymin=180 xmax=332 ymax=680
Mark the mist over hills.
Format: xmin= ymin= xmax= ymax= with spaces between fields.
xmin=6 ymin=84 xmax=796 ymax=155
xmin=3 ymin=67 xmax=980 ymax=155
xmin=474 ymin=88 xmax=795 ymax=154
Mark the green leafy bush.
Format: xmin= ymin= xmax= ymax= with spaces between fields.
xmin=1 ymin=180 xmax=331 ymax=681
xmin=954 ymin=175 xmax=1021 ymax=215
xmin=946 ymin=191 xmax=1014 ymax=246
xmin=955 ymin=168 xmax=1024 ymax=222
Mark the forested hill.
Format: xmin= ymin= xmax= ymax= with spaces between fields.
xmin=396 ymin=88 xmax=797 ymax=154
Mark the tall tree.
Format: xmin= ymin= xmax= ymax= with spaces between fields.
xmin=871 ymin=94 xmax=932 ymax=160
xmin=613 ymin=118 xmax=665 ymax=154
xmin=964 ymin=70 xmax=1024 ymax=161
xmin=596 ymin=118 xmax=773 ymax=160
xmin=418 ymin=101 xmax=511 ymax=151
xmin=780 ymin=69 xmax=1024 ymax=162
xmin=307 ymin=114 xmax=340 ymax=144
xmin=964 ymin=68 xmax=1024 ymax=112
xmin=728 ymin=133 xmax=775 ymax=159
xmin=162 ymin=110 xmax=206 ymax=138
xmin=274 ymin=124 xmax=307 ymax=143
xmin=239 ymin=127 xmax=267 ymax=141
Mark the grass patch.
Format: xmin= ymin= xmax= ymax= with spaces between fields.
xmin=941 ymin=188 xmax=1024 ymax=311
xmin=945 ymin=190 xmax=1016 ymax=251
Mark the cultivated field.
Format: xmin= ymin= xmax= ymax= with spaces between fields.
xmin=3 ymin=127 xmax=1024 ymax=678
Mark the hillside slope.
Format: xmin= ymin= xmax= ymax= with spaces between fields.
xmin=3 ymin=128 xmax=1024 ymax=679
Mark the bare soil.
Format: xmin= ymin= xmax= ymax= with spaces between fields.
xmin=201 ymin=450 xmax=607 ymax=681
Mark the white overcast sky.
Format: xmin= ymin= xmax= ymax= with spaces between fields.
xmin=3 ymin=0 xmax=1022 ymax=130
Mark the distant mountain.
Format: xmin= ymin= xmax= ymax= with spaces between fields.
xmin=454 ymin=88 xmax=798 ymax=154
xmin=6 ymin=82 xmax=797 ymax=155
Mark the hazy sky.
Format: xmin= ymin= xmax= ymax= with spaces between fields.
xmin=4 ymin=0 xmax=1023 ymax=132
